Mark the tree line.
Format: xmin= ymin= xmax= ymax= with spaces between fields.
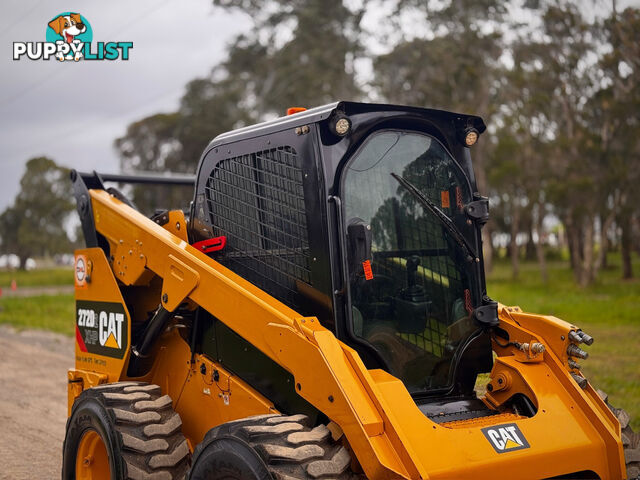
xmin=1 ymin=0 xmax=638 ymax=286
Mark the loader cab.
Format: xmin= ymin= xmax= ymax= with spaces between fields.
xmin=190 ymin=101 xmax=497 ymax=407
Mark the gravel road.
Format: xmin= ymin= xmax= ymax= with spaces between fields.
xmin=0 ymin=325 xmax=73 ymax=479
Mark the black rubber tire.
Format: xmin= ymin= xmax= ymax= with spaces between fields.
xmin=62 ymin=381 xmax=190 ymax=480
xmin=598 ymin=390 xmax=640 ymax=480
xmin=188 ymin=414 xmax=361 ymax=480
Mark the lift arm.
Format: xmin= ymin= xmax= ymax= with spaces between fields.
xmin=89 ymin=188 xmax=427 ymax=480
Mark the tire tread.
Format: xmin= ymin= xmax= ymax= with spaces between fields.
xmin=74 ymin=381 xmax=189 ymax=480
xmin=598 ymin=389 xmax=640 ymax=480
xmin=189 ymin=414 xmax=362 ymax=479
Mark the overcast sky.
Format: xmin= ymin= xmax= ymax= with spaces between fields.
xmin=2 ymin=1 xmax=640 ymax=214
xmin=0 ymin=0 xmax=250 ymax=211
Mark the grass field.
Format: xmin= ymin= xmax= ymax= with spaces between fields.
xmin=0 ymin=268 xmax=72 ymax=288
xmin=0 ymin=293 xmax=74 ymax=335
xmin=487 ymin=253 xmax=640 ymax=429
xmin=0 ymin=258 xmax=638 ymax=428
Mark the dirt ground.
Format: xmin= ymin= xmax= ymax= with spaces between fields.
xmin=0 ymin=325 xmax=73 ymax=479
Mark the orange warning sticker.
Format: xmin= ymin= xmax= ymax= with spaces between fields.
xmin=441 ymin=191 xmax=450 ymax=208
xmin=362 ymin=260 xmax=373 ymax=280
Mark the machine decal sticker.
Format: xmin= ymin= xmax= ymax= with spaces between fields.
xmin=75 ymin=300 xmax=128 ymax=359
xmin=481 ymin=423 xmax=530 ymax=453
xmin=75 ymin=254 xmax=88 ymax=288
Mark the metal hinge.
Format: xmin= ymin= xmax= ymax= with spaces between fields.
xmin=464 ymin=195 xmax=490 ymax=226
xmin=473 ymin=300 xmax=499 ymax=328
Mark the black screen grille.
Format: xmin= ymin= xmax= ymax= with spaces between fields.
xmin=205 ymin=146 xmax=311 ymax=310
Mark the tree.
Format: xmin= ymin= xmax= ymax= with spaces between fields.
xmin=0 ymin=157 xmax=74 ymax=268
xmin=486 ymin=29 xmax=563 ymax=282
xmin=594 ymin=6 xmax=640 ymax=279
xmin=502 ymin=2 xmax=604 ymax=286
xmin=212 ymin=0 xmax=364 ymax=113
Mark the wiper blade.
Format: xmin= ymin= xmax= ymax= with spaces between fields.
xmin=391 ymin=172 xmax=478 ymax=263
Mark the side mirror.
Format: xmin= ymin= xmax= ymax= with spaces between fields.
xmin=347 ymin=218 xmax=372 ymax=278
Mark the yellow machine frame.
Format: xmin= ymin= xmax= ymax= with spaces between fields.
xmin=68 ymin=189 xmax=626 ymax=479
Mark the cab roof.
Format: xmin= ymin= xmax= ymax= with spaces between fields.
xmin=206 ymin=101 xmax=486 ymax=151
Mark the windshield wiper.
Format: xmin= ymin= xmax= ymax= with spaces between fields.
xmin=391 ymin=172 xmax=478 ymax=263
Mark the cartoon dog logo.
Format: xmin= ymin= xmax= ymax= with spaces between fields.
xmin=47 ymin=13 xmax=87 ymax=61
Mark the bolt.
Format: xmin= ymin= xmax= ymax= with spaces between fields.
xmin=200 ymin=363 xmax=207 ymax=375
xmin=497 ymin=377 xmax=503 ymax=385
xmin=531 ymin=342 xmax=545 ymax=353
xmin=328 ymin=395 xmax=334 ymax=403
xmin=162 ymin=293 xmax=168 ymax=304
xmin=82 ymin=455 xmax=93 ymax=467
xmin=176 ymin=222 xmax=181 ymax=230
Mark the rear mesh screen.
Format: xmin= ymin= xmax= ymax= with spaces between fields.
xmin=205 ymin=146 xmax=311 ymax=311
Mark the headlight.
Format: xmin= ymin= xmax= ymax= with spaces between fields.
xmin=464 ymin=128 xmax=479 ymax=147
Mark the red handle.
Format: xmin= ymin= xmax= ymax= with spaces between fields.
xmin=192 ymin=236 xmax=226 ymax=254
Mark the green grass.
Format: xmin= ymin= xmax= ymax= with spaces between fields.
xmin=487 ymin=253 xmax=640 ymax=429
xmin=0 ymin=268 xmax=73 ymax=288
xmin=0 ymin=294 xmax=74 ymax=336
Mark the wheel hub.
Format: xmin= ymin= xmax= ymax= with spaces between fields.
xmin=75 ymin=430 xmax=110 ymax=480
